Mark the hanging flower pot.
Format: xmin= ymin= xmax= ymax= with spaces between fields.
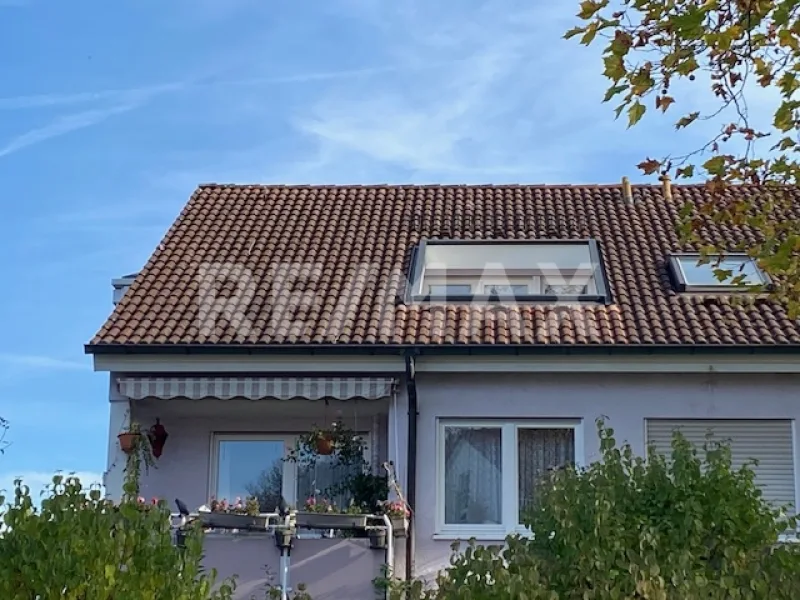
xmin=148 ymin=418 xmax=169 ymax=458
xmin=368 ymin=528 xmax=387 ymax=550
xmin=315 ymin=435 xmax=335 ymax=455
xmin=118 ymin=432 xmax=139 ymax=454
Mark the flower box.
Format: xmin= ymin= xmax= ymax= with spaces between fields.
xmin=295 ymin=511 xmax=368 ymax=530
xmin=367 ymin=515 xmax=407 ymax=537
xmin=389 ymin=516 xmax=408 ymax=537
xmin=198 ymin=512 xmax=268 ymax=530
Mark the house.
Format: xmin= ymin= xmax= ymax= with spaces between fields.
xmin=87 ymin=181 xmax=800 ymax=598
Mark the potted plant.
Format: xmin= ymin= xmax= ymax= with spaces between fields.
xmin=199 ymin=496 xmax=267 ymax=530
xmin=287 ymin=418 xmax=366 ymax=467
xmin=377 ymin=499 xmax=410 ymax=537
xmin=118 ymin=422 xmax=143 ymax=454
xmin=118 ymin=422 xmax=157 ymax=475
xmin=294 ymin=497 xmax=368 ymax=530
xmin=368 ymin=527 xmax=387 ymax=550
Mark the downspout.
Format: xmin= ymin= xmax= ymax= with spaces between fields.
xmin=404 ymin=351 xmax=419 ymax=583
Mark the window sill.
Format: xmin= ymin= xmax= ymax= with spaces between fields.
xmin=433 ymin=527 xmax=508 ymax=541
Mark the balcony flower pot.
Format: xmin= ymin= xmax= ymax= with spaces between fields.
xmin=295 ymin=511 xmax=368 ymax=530
xmin=199 ymin=512 xmax=268 ymax=530
xmin=118 ymin=432 xmax=140 ymax=454
xmin=389 ymin=516 xmax=408 ymax=538
xmin=368 ymin=528 xmax=387 ymax=550
xmin=274 ymin=528 xmax=294 ymax=549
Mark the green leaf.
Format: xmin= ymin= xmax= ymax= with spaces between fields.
xmin=627 ymin=101 xmax=646 ymax=127
xmin=580 ymin=21 xmax=600 ymax=45
xmin=603 ymin=84 xmax=628 ymax=102
xmin=603 ymin=54 xmax=626 ymax=81
xmin=703 ymin=155 xmax=727 ymax=176
xmin=774 ymin=100 xmax=798 ymax=132
xmin=564 ymin=26 xmax=585 ymax=40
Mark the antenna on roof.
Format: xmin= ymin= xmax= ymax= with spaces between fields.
xmin=621 ymin=176 xmax=633 ymax=204
xmin=660 ymin=173 xmax=673 ymax=201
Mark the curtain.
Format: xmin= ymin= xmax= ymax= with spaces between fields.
xmin=444 ymin=427 xmax=502 ymax=525
xmin=518 ymin=428 xmax=575 ymax=520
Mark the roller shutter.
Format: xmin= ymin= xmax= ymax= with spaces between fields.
xmin=645 ymin=419 xmax=796 ymax=512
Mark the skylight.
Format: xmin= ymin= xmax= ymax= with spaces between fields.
xmin=408 ymin=239 xmax=611 ymax=303
xmin=669 ymin=254 xmax=770 ymax=292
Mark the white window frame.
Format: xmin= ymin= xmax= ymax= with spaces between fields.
xmin=670 ymin=253 xmax=769 ymax=292
xmin=209 ymin=432 xmax=371 ymax=509
xmin=435 ymin=419 xmax=584 ymax=540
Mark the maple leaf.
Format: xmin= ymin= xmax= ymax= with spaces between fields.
xmin=637 ymin=158 xmax=661 ymax=175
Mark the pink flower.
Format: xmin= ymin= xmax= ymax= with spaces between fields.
xmin=137 ymin=496 xmax=145 ymax=504
xmin=306 ymin=497 xmax=316 ymax=506
xmin=151 ymin=497 xmax=158 ymax=505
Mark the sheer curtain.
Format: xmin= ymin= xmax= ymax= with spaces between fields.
xmin=518 ymin=428 xmax=575 ymax=520
xmin=444 ymin=427 xmax=502 ymax=525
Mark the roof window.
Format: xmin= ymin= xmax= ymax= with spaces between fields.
xmin=408 ymin=239 xmax=611 ymax=304
xmin=668 ymin=254 xmax=771 ymax=292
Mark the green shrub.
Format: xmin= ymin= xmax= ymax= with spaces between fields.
xmin=0 ymin=469 xmax=235 ymax=599
xmin=379 ymin=419 xmax=800 ymax=599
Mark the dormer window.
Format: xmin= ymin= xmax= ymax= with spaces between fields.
xmin=409 ymin=239 xmax=611 ymax=304
xmin=669 ymin=253 xmax=771 ymax=292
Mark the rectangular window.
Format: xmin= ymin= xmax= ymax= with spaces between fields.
xmin=437 ymin=420 xmax=581 ymax=538
xmin=428 ymin=284 xmax=472 ymax=296
xmin=211 ymin=433 xmax=370 ymax=513
xmin=543 ymin=283 xmax=587 ymax=296
xmin=410 ymin=239 xmax=610 ymax=304
xmin=645 ymin=419 xmax=796 ymax=515
xmin=484 ymin=284 xmax=529 ymax=296
xmin=669 ymin=254 xmax=769 ymax=291
xmin=213 ymin=436 xmax=288 ymax=513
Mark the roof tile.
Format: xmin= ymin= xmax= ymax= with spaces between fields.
xmin=88 ymin=184 xmax=800 ymax=349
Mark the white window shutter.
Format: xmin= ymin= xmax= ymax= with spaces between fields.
xmin=645 ymin=419 xmax=796 ymax=513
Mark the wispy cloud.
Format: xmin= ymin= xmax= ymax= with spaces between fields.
xmin=0 ymin=353 xmax=89 ymax=371
xmin=0 ymin=82 xmax=184 ymax=111
xmin=289 ymin=0 xmax=588 ymax=181
xmin=0 ymin=104 xmax=139 ymax=159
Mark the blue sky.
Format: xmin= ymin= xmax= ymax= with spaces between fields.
xmin=0 ymin=0 xmax=770 ymax=494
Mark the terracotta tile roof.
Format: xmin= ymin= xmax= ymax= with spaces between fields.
xmin=87 ymin=184 xmax=800 ymax=351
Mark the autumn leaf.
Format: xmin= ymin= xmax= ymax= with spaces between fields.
xmin=676 ymin=165 xmax=695 ymax=179
xmin=580 ymin=21 xmax=600 ymax=45
xmin=637 ymin=158 xmax=661 ymax=175
xmin=675 ymin=112 xmax=699 ymax=129
xmin=656 ymin=95 xmax=675 ymax=112
xmin=577 ymin=0 xmax=604 ymax=20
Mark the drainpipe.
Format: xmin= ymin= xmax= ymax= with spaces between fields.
xmin=404 ymin=351 xmax=419 ymax=583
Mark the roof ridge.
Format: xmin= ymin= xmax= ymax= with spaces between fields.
xmin=195 ymin=182 xmax=709 ymax=189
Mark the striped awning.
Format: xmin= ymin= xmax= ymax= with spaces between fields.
xmin=116 ymin=377 xmax=396 ymax=401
